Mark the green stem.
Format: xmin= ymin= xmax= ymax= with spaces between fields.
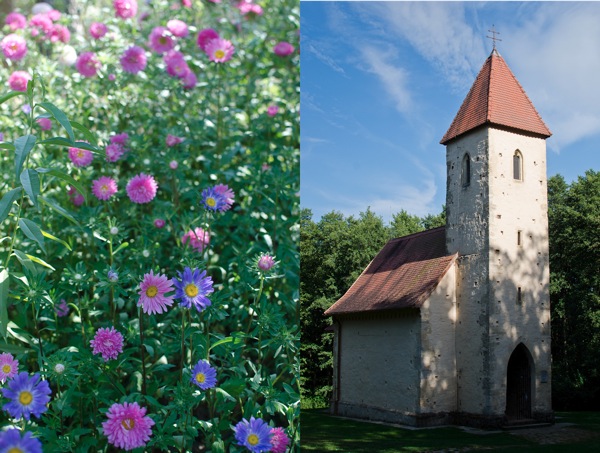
xmin=139 ymin=307 xmax=147 ymax=396
xmin=180 ymin=308 xmax=186 ymax=382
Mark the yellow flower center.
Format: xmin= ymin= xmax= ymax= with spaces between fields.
xmin=121 ymin=418 xmax=135 ymax=430
xmin=214 ymin=49 xmax=225 ymax=60
xmin=206 ymin=197 xmax=217 ymax=207
xmin=195 ymin=372 xmax=206 ymax=384
xmin=146 ymin=285 xmax=158 ymax=297
xmin=185 ymin=283 xmax=198 ymax=298
xmin=247 ymin=434 xmax=259 ymax=446
xmin=2 ymin=364 xmax=11 ymax=373
xmin=19 ymin=390 xmax=33 ymax=406
xmin=77 ymin=150 xmax=85 ymax=158
xmin=8 ymin=448 xmax=24 ymax=453
xmin=100 ymin=184 xmax=109 ymax=193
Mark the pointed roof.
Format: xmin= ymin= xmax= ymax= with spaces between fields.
xmin=325 ymin=227 xmax=457 ymax=316
xmin=440 ymin=50 xmax=551 ymax=144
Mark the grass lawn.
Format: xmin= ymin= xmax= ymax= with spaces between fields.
xmin=301 ymin=409 xmax=600 ymax=452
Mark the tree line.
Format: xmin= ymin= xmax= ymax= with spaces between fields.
xmin=301 ymin=171 xmax=600 ymax=410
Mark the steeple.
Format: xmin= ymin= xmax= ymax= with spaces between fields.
xmin=440 ymin=51 xmax=551 ymax=144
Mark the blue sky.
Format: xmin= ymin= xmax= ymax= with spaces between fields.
xmin=301 ymin=1 xmax=600 ymax=224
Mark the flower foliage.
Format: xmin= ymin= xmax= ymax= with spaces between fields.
xmin=0 ymin=0 xmax=298 ymax=450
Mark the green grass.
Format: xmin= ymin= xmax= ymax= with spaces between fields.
xmin=301 ymin=409 xmax=600 ymax=452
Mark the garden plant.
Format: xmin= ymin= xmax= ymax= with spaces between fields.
xmin=0 ymin=0 xmax=299 ymax=451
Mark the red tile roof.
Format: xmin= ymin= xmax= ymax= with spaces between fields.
xmin=325 ymin=227 xmax=457 ymax=316
xmin=440 ymin=50 xmax=551 ymax=144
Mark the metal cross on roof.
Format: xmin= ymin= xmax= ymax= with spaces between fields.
xmin=487 ymin=25 xmax=502 ymax=50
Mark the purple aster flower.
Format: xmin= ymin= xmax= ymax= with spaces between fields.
xmin=257 ymin=254 xmax=276 ymax=272
xmin=120 ymin=45 xmax=147 ymax=74
xmin=0 ymin=429 xmax=42 ymax=453
xmin=108 ymin=269 xmax=119 ymax=282
xmin=201 ymin=186 xmax=228 ymax=212
xmin=102 ymin=401 xmax=154 ymax=450
xmin=0 ymin=352 xmax=18 ymax=383
xmin=214 ymin=184 xmax=235 ymax=211
xmin=174 ymin=267 xmax=213 ymax=312
xmin=270 ymin=427 xmax=290 ymax=453
xmin=190 ymin=359 xmax=217 ymax=390
xmin=90 ymin=327 xmax=124 ymax=361
xmin=1 ymin=372 xmax=51 ymax=421
xmin=55 ymin=299 xmax=70 ymax=317
xmin=234 ymin=417 xmax=273 ymax=453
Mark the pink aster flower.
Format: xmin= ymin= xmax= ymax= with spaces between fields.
xmin=8 ymin=71 xmax=31 ymax=92
xmin=55 ymin=299 xmax=70 ymax=317
xmin=48 ymin=24 xmax=70 ymax=43
xmin=29 ymin=14 xmax=53 ymax=36
xmin=237 ymin=0 xmax=263 ymax=17
xmin=182 ymin=70 xmax=197 ymax=89
xmin=214 ymin=184 xmax=235 ymax=211
xmin=273 ymin=41 xmax=294 ymax=56
xmin=68 ymin=186 xmax=84 ymax=206
xmin=120 ymin=45 xmax=147 ymax=74
xmin=1 ymin=34 xmax=27 ymax=61
xmin=0 ymin=353 xmax=19 ymax=383
xmin=89 ymin=22 xmax=108 ymax=39
xmin=114 ymin=0 xmax=138 ymax=19
xmin=270 ymin=427 xmax=290 ymax=453
xmin=182 ymin=0 xmax=192 ymax=7
xmin=106 ymin=144 xmax=125 ymax=162
xmin=36 ymin=118 xmax=52 ymax=131
xmin=102 ymin=401 xmax=154 ymax=451
xmin=138 ymin=270 xmax=175 ymax=315
xmin=267 ymin=105 xmax=279 ymax=117
xmin=76 ymin=52 xmax=101 ymax=77
xmin=68 ymin=146 xmax=94 ymax=167
xmin=148 ymin=26 xmax=174 ymax=54
xmin=205 ymin=38 xmax=234 ymax=63
xmin=182 ymin=227 xmax=210 ymax=253
xmin=47 ymin=9 xmax=62 ymax=21
xmin=196 ymin=28 xmax=219 ymax=51
xmin=163 ymin=50 xmax=189 ymax=78
xmin=167 ymin=19 xmax=188 ymax=38
xmin=166 ymin=134 xmax=184 ymax=147
xmin=92 ymin=176 xmax=118 ymax=201
xmin=126 ymin=173 xmax=158 ymax=204
xmin=257 ymin=253 xmax=276 ymax=272
xmin=6 ymin=12 xmax=27 ymax=31
xmin=110 ymin=132 xmax=129 ymax=145
xmin=154 ymin=219 xmax=165 ymax=228
xmin=90 ymin=327 xmax=124 ymax=361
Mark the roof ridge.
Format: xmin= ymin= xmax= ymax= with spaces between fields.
xmin=389 ymin=225 xmax=445 ymax=242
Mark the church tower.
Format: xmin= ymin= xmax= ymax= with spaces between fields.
xmin=441 ymin=49 xmax=553 ymax=424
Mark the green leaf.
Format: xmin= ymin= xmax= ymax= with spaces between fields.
xmin=113 ymin=242 xmax=129 ymax=255
xmin=7 ymin=322 xmax=33 ymax=345
xmin=20 ymin=169 xmax=40 ymax=207
xmin=0 ymin=91 xmax=26 ymax=105
xmin=0 ymin=269 xmax=9 ymax=340
xmin=38 ymin=196 xmax=78 ymax=225
xmin=38 ymin=102 xmax=74 ymax=141
xmin=70 ymin=121 xmax=98 ymax=146
xmin=0 ymin=342 xmax=30 ymax=354
xmin=39 ymin=137 xmax=99 ymax=153
xmin=0 ymin=187 xmax=23 ymax=224
xmin=36 ymin=167 xmax=87 ymax=204
xmin=209 ymin=335 xmax=245 ymax=351
xmin=18 ymin=218 xmax=46 ymax=254
xmin=14 ymin=135 xmax=37 ymax=179
xmin=41 ymin=230 xmax=72 ymax=251
xmin=12 ymin=250 xmax=38 ymax=277
xmin=0 ymin=143 xmax=15 ymax=151
xmin=25 ymin=254 xmax=55 ymax=271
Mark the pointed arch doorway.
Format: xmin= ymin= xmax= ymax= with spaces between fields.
xmin=506 ymin=343 xmax=533 ymax=420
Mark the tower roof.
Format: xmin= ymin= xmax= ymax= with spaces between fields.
xmin=440 ymin=50 xmax=551 ymax=144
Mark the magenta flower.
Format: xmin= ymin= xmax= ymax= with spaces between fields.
xmin=169 ymin=160 xmax=178 ymax=170
xmin=120 ymin=45 xmax=147 ymax=74
xmin=214 ymin=184 xmax=235 ymax=211
xmin=8 ymin=71 xmax=31 ymax=92
xmin=126 ymin=173 xmax=158 ymax=204
xmin=138 ymin=270 xmax=175 ymax=315
xmin=0 ymin=353 xmax=18 ymax=383
xmin=90 ymin=327 xmax=124 ymax=361
xmin=103 ymin=401 xmax=154 ymax=450
xmin=55 ymin=299 xmax=70 ymax=317
xmin=1 ymin=372 xmax=51 ymax=421
xmin=76 ymin=51 xmax=101 ymax=77
xmin=182 ymin=70 xmax=197 ymax=90
xmin=181 ymin=227 xmax=209 ymax=253
xmin=270 ymin=427 xmax=290 ymax=453
xmin=89 ymin=22 xmax=108 ymax=39
xmin=106 ymin=144 xmax=125 ymax=162
xmin=92 ymin=176 xmax=118 ymax=201
xmin=29 ymin=14 xmax=52 ymax=37
xmin=68 ymin=146 xmax=94 ymax=167
xmin=110 ymin=132 xmax=129 ymax=145
xmin=114 ymin=0 xmax=138 ymax=19
xmin=273 ymin=41 xmax=294 ymax=57
xmin=148 ymin=26 xmax=174 ymax=54
xmin=205 ymin=38 xmax=234 ymax=63
xmin=36 ymin=118 xmax=52 ymax=131
xmin=167 ymin=19 xmax=189 ymax=38
xmin=49 ymin=24 xmax=70 ymax=43
xmin=6 ymin=12 xmax=26 ymax=31
xmin=68 ymin=186 xmax=85 ymax=207
xmin=267 ymin=105 xmax=279 ymax=117
xmin=237 ymin=0 xmax=263 ymax=17
xmin=257 ymin=254 xmax=276 ymax=272
xmin=166 ymin=134 xmax=184 ymax=147
xmin=1 ymin=34 xmax=27 ymax=61
xmin=196 ymin=28 xmax=219 ymax=51
xmin=154 ymin=219 xmax=165 ymax=228
xmin=164 ymin=50 xmax=190 ymax=78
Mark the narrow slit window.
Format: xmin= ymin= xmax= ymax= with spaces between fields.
xmin=513 ymin=150 xmax=523 ymax=181
xmin=517 ymin=230 xmax=522 ymax=246
xmin=462 ymin=153 xmax=471 ymax=187
xmin=517 ymin=287 xmax=523 ymax=304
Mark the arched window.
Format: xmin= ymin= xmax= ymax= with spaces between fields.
xmin=513 ymin=150 xmax=523 ymax=181
xmin=462 ymin=153 xmax=471 ymax=187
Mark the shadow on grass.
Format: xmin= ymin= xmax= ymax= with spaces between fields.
xmin=301 ymin=409 xmax=600 ymax=452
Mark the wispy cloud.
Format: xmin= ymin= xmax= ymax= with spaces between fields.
xmin=304 ymin=41 xmax=347 ymax=76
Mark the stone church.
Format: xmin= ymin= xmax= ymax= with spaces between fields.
xmin=325 ymin=48 xmax=554 ymax=428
